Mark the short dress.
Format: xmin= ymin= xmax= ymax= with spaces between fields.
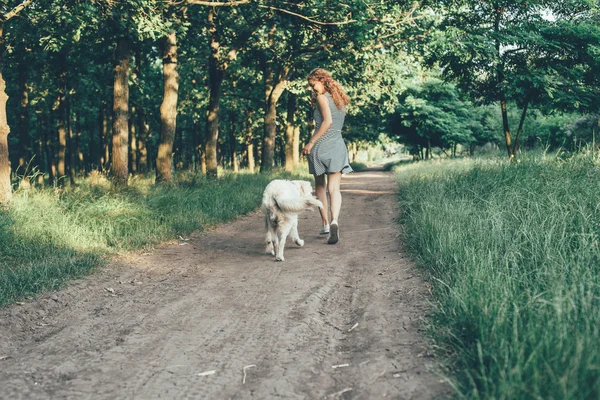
xmin=308 ymin=93 xmax=353 ymax=176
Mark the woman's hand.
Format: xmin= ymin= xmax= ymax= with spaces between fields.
xmin=302 ymin=141 xmax=314 ymax=155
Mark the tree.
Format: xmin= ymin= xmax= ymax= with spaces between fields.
xmin=0 ymin=0 xmax=33 ymax=204
xmin=389 ymin=78 xmax=485 ymax=158
xmin=202 ymin=6 xmax=250 ymax=177
xmin=155 ymin=31 xmax=179 ymax=183
xmin=428 ymin=0 xmax=600 ymax=158
xmin=112 ymin=36 xmax=132 ymax=187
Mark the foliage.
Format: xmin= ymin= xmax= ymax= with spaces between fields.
xmin=425 ymin=0 xmax=600 ymax=156
xmin=388 ymin=77 xmax=497 ymax=156
xmin=395 ymin=155 xmax=600 ymax=399
xmin=0 ymin=169 xmax=301 ymax=306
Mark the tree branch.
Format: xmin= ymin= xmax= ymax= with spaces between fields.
xmin=2 ymin=0 xmax=33 ymax=22
xmin=184 ymin=0 xmax=250 ymax=6
xmin=501 ymin=47 xmax=526 ymax=57
xmin=185 ymin=0 xmax=357 ymax=25
xmin=257 ymin=5 xmax=356 ymax=25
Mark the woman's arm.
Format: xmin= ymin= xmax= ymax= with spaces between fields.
xmin=303 ymin=94 xmax=332 ymax=154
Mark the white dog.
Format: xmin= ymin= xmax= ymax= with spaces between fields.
xmin=261 ymin=179 xmax=323 ymax=261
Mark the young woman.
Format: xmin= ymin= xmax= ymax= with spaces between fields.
xmin=302 ymin=68 xmax=353 ymax=244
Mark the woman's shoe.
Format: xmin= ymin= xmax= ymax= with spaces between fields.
xmin=327 ymin=222 xmax=339 ymax=244
xmin=320 ymin=224 xmax=330 ymax=235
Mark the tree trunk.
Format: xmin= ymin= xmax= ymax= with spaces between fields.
xmin=137 ymin=108 xmax=149 ymax=174
xmin=76 ymin=113 xmax=83 ymax=174
xmin=261 ymin=64 xmax=290 ymax=172
xmin=155 ymin=32 xmax=179 ymax=183
xmin=500 ymin=97 xmax=514 ymax=158
xmin=511 ymin=94 xmax=531 ymax=157
xmin=278 ymin=134 xmax=285 ymax=167
xmin=245 ymin=109 xmax=255 ymax=172
xmin=56 ymin=51 xmax=67 ymax=184
xmin=205 ymin=9 xmax=226 ymax=178
xmin=96 ymin=106 xmax=104 ymax=170
xmin=0 ymin=24 xmax=11 ymax=203
xmin=0 ymin=2 xmax=34 ymax=201
xmin=494 ymin=7 xmax=514 ymax=159
xmin=201 ymin=148 xmax=207 ymax=175
xmin=191 ymin=120 xmax=200 ymax=172
xmin=18 ymin=63 xmax=29 ymax=168
xmin=36 ymin=115 xmax=44 ymax=186
xmin=136 ymin=52 xmax=149 ymax=174
xmin=284 ymin=93 xmax=296 ymax=171
xmin=101 ymin=105 xmax=111 ymax=171
xmin=348 ymin=142 xmax=354 ymax=163
xmin=129 ymin=105 xmax=138 ymax=174
xmin=175 ymin=122 xmax=183 ymax=169
xmin=67 ymin=105 xmax=76 ymax=185
xmin=228 ymin=110 xmax=239 ymax=173
xmin=293 ymin=125 xmax=300 ymax=166
xmin=40 ymin=113 xmax=55 ymax=186
xmin=112 ymin=37 xmax=131 ymax=187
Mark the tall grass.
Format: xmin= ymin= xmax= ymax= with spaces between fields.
xmin=0 ymin=170 xmax=296 ymax=307
xmin=395 ymin=155 xmax=600 ymax=399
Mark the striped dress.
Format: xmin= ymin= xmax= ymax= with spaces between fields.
xmin=308 ymin=93 xmax=353 ymax=176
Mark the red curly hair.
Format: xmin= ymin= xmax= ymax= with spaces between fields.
xmin=307 ymin=68 xmax=350 ymax=110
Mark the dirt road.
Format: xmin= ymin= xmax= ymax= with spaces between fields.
xmin=0 ymin=170 xmax=448 ymax=399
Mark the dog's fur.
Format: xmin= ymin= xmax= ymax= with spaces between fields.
xmin=261 ymin=180 xmax=323 ymax=261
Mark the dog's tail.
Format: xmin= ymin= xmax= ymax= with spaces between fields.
xmin=274 ymin=197 xmax=323 ymax=213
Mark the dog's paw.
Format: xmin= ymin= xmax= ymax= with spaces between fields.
xmin=295 ymin=239 xmax=304 ymax=247
xmin=265 ymin=241 xmax=275 ymax=255
xmin=275 ymin=256 xmax=285 ymax=262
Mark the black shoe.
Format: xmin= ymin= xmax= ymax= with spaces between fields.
xmin=327 ymin=222 xmax=339 ymax=244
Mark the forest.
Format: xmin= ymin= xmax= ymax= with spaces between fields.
xmin=1 ymin=0 xmax=597 ymax=204
xmin=2 ymin=1 xmax=600 ymax=398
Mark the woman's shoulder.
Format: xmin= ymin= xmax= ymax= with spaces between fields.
xmin=316 ymin=93 xmax=331 ymax=106
xmin=323 ymin=92 xmax=345 ymax=112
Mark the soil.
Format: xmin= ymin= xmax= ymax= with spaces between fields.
xmin=0 ymin=169 xmax=450 ymax=400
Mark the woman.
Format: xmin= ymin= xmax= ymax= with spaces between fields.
xmin=302 ymin=68 xmax=353 ymax=244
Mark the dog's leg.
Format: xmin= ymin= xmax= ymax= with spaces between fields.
xmin=275 ymin=222 xmax=293 ymax=262
xmin=290 ymin=216 xmax=304 ymax=247
xmin=265 ymin=214 xmax=275 ymax=255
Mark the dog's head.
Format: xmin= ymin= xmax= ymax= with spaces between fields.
xmin=291 ymin=180 xmax=314 ymax=197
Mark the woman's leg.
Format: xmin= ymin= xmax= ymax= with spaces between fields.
xmin=314 ymin=174 xmax=329 ymax=226
xmin=327 ymin=172 xmax=342 ymax=223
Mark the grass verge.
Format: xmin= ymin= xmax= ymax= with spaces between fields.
xmin=0 ymin=169 xmax=301 ymax=307
xmin=394 ymin=155 xmax=600 ymax=399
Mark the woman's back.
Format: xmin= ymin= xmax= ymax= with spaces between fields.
xmin=314 ymin=93 xmax=346 ymax=138
xmin=309 ymin=92 xmax=352 ymax=176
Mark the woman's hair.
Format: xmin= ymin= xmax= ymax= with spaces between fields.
xmin=307 ymin=68 xmax=350 ymax=110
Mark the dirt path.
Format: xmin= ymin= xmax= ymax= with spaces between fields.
xmin=0 ymin=170 xmax=449 ymax=399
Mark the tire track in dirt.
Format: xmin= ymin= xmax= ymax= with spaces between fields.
xmin=0 ymin=170 xmax=450 ymax=399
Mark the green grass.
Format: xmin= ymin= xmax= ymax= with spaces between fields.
xmin=0 ymin=169 xmax=303 ymax=307
xmin=394 ymin=155 xmax=600 ymax=399
xmin=350 ymin=161 xmax=369 ymax=171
